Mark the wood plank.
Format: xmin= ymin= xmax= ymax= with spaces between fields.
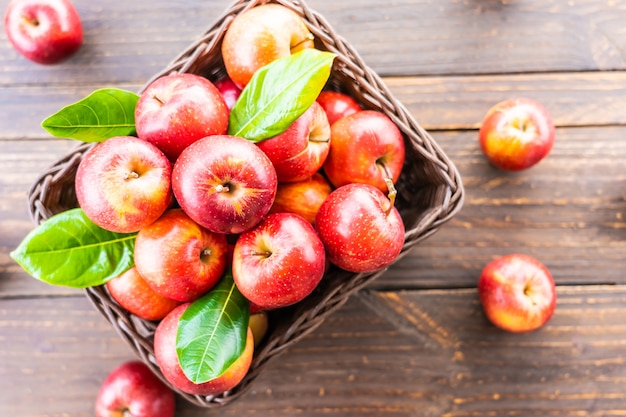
xmin=2 ymin=0 xmax=626 ymax=86
xmin=2 ymin=286 xmax=626 ymax=416
xmin=374 ymin=125 xmax=626 ymax=289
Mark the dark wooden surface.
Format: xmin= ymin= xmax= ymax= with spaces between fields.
xmin=1 ymin=0 xmax=625 ymax=415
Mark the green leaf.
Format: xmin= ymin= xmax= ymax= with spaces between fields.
xmin=228 ymin=48 xmax=336 ymax=142
xmin=10 ymin=208 xmax=136 ymax=288
xmin=41 ymin=88 xmax=140 ymax=142
xmin=176 ymin=272 xmax=250 ymax=384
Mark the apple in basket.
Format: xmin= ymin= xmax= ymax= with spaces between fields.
xmin=135 ymin=73 xmax=230 ymax=161
xmin=256 ymin=101 xmax=331 ymax=183
xmin=316 ymin=90 xmax=362 ymax=125
xmin=95 ymin=360 xmax=175 ymax=417
xmin=221 ymin=3 xmax=315 ymax=89
xmin=315 ymin=182 xmax=405 ymax=273
xmin=4 ymin=0 xmax=83 ymax=64
xmin=478 ymin=254 xmax=557 ymax=333
xmin=268 ymin=172 xmax=333 ymax=224
xmin=323 ymin=110 xmax=405 ymax=193
xmin=75 ymin=136 xmax=172 ymax=234
xmin=172 ymin=135 xmax=277 ymax=235
xmin=232 ymin=212 xmax=326 ymax=310
xmin=478 ymin=97 xmax=555 ymax=171
xmin=154 ymin=303 xmax=255 ymax=396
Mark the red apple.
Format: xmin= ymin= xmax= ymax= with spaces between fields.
xmin=105 ymin=266 xmax=181 ymax=321
xmin=172 ymin=135 xmax=277 ymax=235
xmin=256 ymin=101 xmax=331 ymax=182
xmin=95 ymin=360 xmax=175 ymax=417
xmin=315 ymin=182 xmax=405 ymax=273
xmin=4 ymin=0 xmax=83 ymax=64
xmin=232 ymin=212 xmax=325 ymax=310
xmin=478 ymin=253 xmax=556 ymax=333
xmin=154 ymin=303 xmax=254 ymax=396
xmin=316 ymin=90 xmax=361 ymax=125
xmin=214 ymin=75 xmax=242 ymax=110
xmin=268 ymin=172 xmax=333 ymax=224
xmin=134 ymin=209 xmax=228 ymax=303
xmin=75 ymin=136 xmax=172 ymax=233
xmin=135 ymin=73 xmax=229 ymax=161
xmin=323 ymin=110 xmax=405 ymax=193
xmin=478 ymin=97 xmax=555 ymax=171
xmin=221 ymin=3 xmax=314 ymax=89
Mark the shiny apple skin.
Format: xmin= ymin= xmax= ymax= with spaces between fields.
xmin=135 ymin=73 xmax=229 ymax=162
xmin=133 ymin=209 xmax=228 ymax=303
xmin=4 ymin=0 xmax=83 ymax=64
xmin=478 ymin=98 xmax=555 ymax=171
xmin=257 ymin=101 xmax=330 ymax=182
xmin=214 ymin=75 xmax=242 ymax=110
xmin=478 ymin=253 xmax=556 ymax=333
xmin=75 ymin=136 xmax=172 ymax=234
xmin=172 ymin=135 xmax=277 ymax=235
xmin=323 ymin=110 xmax=405 ymax=193
xmin=232 ymin=212 xmax=326 ymax=310
xmin=95 ymin=360 xmax=175 ymax=417
xmin=154 ymin=303 xmax=254 ymax=396
xmin=269 ymin=172 xmax=333 ymax=224
xmin=221 ymin=3 xmax=314 ymax=89
xmin=316 ymin=90 xmax=361 ymax=125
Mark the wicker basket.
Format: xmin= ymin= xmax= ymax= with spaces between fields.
xmin=26 ymin=0 xmax=464 ymax=408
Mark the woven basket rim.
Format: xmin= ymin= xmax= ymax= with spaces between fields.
xmin=26 ymin=0 xmax=464 ymax=408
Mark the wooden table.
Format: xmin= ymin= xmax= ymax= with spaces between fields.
xmin=2 ymin=0 xmax=625 ymax=415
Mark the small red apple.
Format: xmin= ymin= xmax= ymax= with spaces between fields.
xmin=323 ymin=110 xmax=405 ymax=194
xmin=105 ymin=266 xmax=181 ymax=321
xmin=478 ymin=253 xmax=556 ymax=333
xmin=135 ymin=73 xmax=229 ymax=161
xmin=316 ymin=90 xmax=361 ymax=125
xmin=256 ymin=101 xmax=331 ymax=182
xmin=221 ymin=3 xmax=314 ymax=88
xmin=268 ymin=172 xmax=333 ymax=224
xmin=95 ymin=360 xmax=175 ymax=417
xmin=75 ymin=136 xmax=172 ymax=234
xmin=4 ymin=0 xmax=83 ymax=64
xmin=134 ymin=209 xmax=228 ymax=303
xmin=214 ymin=75 xmax=242 ymax=110
xmin=315 ymin=182 xmax=405 ymax=273
xmin=478 ymin=97 xmax=555 ymax=171
xmin=154 ymin=303 xmax=254 ymax=396
xmin=232 ymin=212 xmax=326 ymax=310
xmin=172 ymin=135 xmax=277 ymax=235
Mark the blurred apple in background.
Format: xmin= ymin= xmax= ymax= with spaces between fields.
xmin=316 ymin=90 xmax=361 ymax=125
xmin=478 ymin=253 xmax=556 ymax=333
xmin=324 ymin=110 xmax=405 ymax=193
xmin=257 ymin=101 xmax=330 ymax=183
xmin=4 ymin=0 xmax=83 ymax=64
xmin=232 ymin=212 xmax=326 ymax=310
xmin=134 ymin=209 xmax=228 ymax=303
xmin=135 ymin=73 xmax=229 ymax=161
xmin=154 ymin=303 xmax=254 ymax=396
xmin=95 ymin=360 xmax=175 ymax=417
xmin=221 ymin=3 xmax=314 ymax=88
xmin=315 ymin=182 xmax=405 ymax=273
xmin=105 ymin=266 xmax=181 ymax=321
xmin=172 ymin=135 xmax=277 ymax=235
xmin=478 ymin=97 xmax=555 ymax=171
xmin=75 ymin=136 xmax=172 ymax=234
xmin=268 ymin=172 xmax=333 ymax=224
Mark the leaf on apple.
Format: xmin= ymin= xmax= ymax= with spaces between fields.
xmin=229 ymin=48 xmax=336 ymax=142
xmin=41 ymin=88 xmax=140 ymax=142
xmin=176 ymin=272 xmax=250 ymax=384
xmin=10 ymin=208 xmax=136 ymax=288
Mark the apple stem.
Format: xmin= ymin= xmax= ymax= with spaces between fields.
xmin=124 ymin=171 xmax=140 ymax=180
xmin=384 ymin=177 xmax=397 ymax=217
xmin=251 ymin=250 xmax=272 ymax=258
xmin=152 ymin=94 xmax=165 ymax=106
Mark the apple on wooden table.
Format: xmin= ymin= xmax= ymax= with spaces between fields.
xmin=478 ymin=97 xmax=555 ymax=171
xmin=478 ymin=253 xmax=557 ymax=333
xmin=4 ymin=0 xmax=83 ymax=64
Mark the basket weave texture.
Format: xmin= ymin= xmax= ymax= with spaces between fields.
xmin=27 ymin=0 xmax=464 ymax=408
